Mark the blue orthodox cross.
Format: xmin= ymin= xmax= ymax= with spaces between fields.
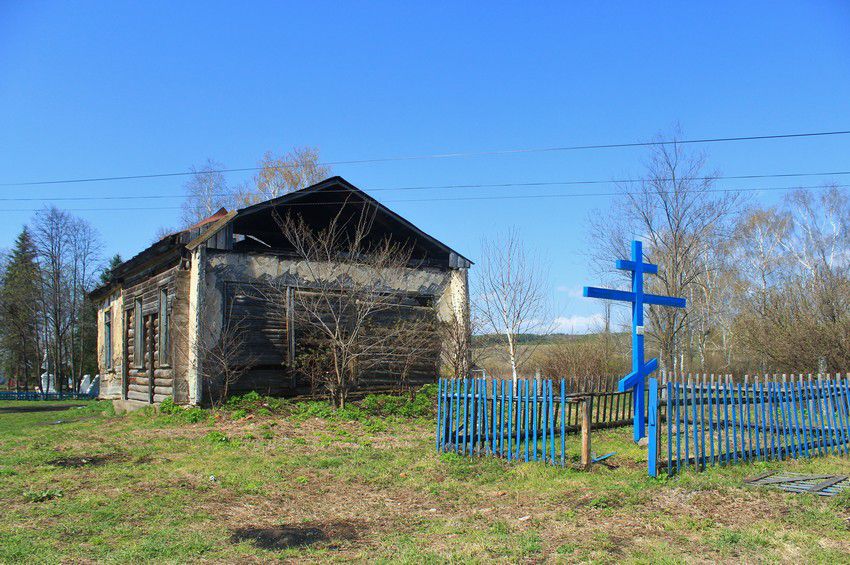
xmin=583 ymin=240 xmax=686 ymax=442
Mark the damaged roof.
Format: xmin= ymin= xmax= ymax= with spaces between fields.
xmin=90 ymin=176 xmax=470 ymax=298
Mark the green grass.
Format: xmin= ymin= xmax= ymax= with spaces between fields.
xmin=1 ymin=397 xmax=849 ymax=562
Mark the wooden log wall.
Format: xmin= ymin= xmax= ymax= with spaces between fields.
xmin=221 ymin=284 xmax=441 ymax=398
xmin=123 ymin=265 xmax=179 ymax=403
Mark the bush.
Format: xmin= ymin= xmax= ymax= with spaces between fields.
xmin=222 ymin=392 xmax=288 ymax=415
xmin=159 ymin=397 xmax=180 ymax=414
xmin=225 ymin=391 xmax=261 ymax=410
xmin=361 ymin=385 xmax=436 ymax=418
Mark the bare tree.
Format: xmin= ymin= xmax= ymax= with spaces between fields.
xmin=439 ymin=313 xmax=474 ymax=379
xmin=152 ymin=226 xmax=178 ymax=243
xmin=68 ymin=217 xmax=102 ymax=390
xmin=31 ymin=207 xmax=103 ymax=393
xmin=235 ymin=147 xmax=331 ymax=205
xmin=589 ymin=130 xmax=738 ymax=373
xmin=200 ymin=305 xmax=256 ymax=406
xmin=181 ymin=159 xmax=233 ymax=227
xmin=390 ymin=314 xmax=439 ymax=396
xmin=732 ymin=186 xmax=850 ymax=372
xmin=474 ymin=227 xmax=551 ymax=385
xmin=173 ymin=299 xmax=255 ymax=406
xmin=32 ymin=207 xmax=73 ymax=394
xmin=263 ymin=200 xmax=428 ymax=408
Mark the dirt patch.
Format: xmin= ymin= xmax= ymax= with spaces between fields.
xmin=48 ymin=453 xmax=126 ymax=468
xmin=230 ymin=520 xmax=363 ymax=550
xmin=0 ymin=404 xmax=87 ymax=414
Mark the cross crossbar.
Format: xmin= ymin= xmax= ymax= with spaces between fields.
xmin=582 ymin=287 xmax=686 ymax=308
xmin=615 ymin=259 xmax=658 ymax=274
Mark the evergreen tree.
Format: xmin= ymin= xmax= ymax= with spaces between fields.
xmin=0 ymin=228 xmax=42 ymax=391
xmin=100 ymin=253 xmax=122 ymax=285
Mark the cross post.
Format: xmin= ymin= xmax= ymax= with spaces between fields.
xmin=583 ymin=240 xmax=686 ymax=442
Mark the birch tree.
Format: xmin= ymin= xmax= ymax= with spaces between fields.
xmin=235 ymin=147 xmax=331 ymax=205
xmin=181 ymin=159 xmax=233 ymax=227
xmin=474 ymin=227 xmax=550 ymax=385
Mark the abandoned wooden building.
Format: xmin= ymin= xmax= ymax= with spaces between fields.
xmin=90 ymin=176 xmax=471 ymax=406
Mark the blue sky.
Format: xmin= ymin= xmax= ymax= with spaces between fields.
xmin=2 ymin=2 xmax=850 ymax=331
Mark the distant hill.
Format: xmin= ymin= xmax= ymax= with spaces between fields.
xmin=472 ymin=332 xmax=627 ymax=348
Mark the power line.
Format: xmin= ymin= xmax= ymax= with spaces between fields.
xmin=1 ymin=170 xmax=848 ymax=202
xmin=0 ymin=182 xmax=844 ymax=213
xmin=2 ymin=129 xmax=850 ymax=187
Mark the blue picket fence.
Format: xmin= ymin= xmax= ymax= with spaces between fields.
xmin=0 ymin=391 xmax=97 ymax=401
xmin=648 ymin=374 xmax=850 ymax=476
xmin=435 ymin=377 xmax=625 ymax=467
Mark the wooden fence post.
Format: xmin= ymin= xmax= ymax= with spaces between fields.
xmin=581 ymin=395 xmax=593 ymax=470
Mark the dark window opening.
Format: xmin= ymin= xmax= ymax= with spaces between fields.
xmin=104 ymin=311 xmax=113 ymax=370
xmin=159 ymin=288 xmax=170 ymax=366
xmin=134 ymin=299 xmax=144 ymax=368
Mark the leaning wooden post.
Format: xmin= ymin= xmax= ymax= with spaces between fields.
xmin=581 ymin=395 xmax=593 ymax=470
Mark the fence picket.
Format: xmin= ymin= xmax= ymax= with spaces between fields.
xmin=832 ymin=376 xmax=847 ymax=455
xmin=514 ymin=381 xmax=528 ymax=461
xmin=820 ymin=376 xmax=834 ymax=454
xmin=691 ymin=377 xmax=699 ymax=469
xmin=779 ymin=375 xmax=788 ymax=458
xmin=560 ymin=380 xmax=566 ymax=466
xmin=789 ymin=375 xmax=806 ymax=457
xmin=810 ymin=375 xmax=819 ymax=456
xmin=731 ymin=377 xmax=739 ymax=463
xmin=699 ymin=378 xmax=706 ymax=469
xmin=736 ymin=381 xmax=744 ymax=461
xmin=666 ymin=381 xmax=673 ymax=476
xmin=799 ymin=375 xmax=809 ymax=458
xmin=675 ymin=378 xmax=682 ymax=473
xmin=540 ymin=380 xmax=548 ymax=463
xmin=549 ymin=381 xmax=556 ymax=464
xmin=788 ymin=377 xmax=799 ymax=458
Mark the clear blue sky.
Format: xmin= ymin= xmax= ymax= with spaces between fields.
xmin=2 ymin=2 xmax=850 ymax=331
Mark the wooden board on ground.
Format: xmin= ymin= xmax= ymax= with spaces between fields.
xmin=744 ymin=472 xmax=850 ymax=497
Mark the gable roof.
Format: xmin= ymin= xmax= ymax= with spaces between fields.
xmin=233 ymin=176 xmax=472 ymax=267
xmin=90 ymin=176 xmax=471 ymax=299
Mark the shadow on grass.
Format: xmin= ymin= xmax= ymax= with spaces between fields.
xmin=48 ymin=453 xmax=127 ymax=468
xmin=230 ymin=521 xmax=364 ymax=550
xmin=0 ymin=404 xmax=88 ymax=414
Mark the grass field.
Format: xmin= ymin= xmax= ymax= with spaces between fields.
xmin=1 ymin=396 xmax=850 ymax=563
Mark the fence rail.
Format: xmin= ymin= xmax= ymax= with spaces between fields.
xmin=436 ymin=378 xmax=634 ymax=468
xmin=0 ymin=391 xmax=97 ymax=401
xmin=648 ymin=374 xmax=850 ymax=476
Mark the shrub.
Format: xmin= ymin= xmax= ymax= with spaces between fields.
xmin=159 ymin=397 xmax=180 ymax=414
xmin=361 ymin=387 xmax=435 ymax=418
xmin=222 ymin=392 xmax=289 ymax=415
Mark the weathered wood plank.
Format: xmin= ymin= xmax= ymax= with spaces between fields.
xmin=808 ymin=475 xmax=847 ymax=493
